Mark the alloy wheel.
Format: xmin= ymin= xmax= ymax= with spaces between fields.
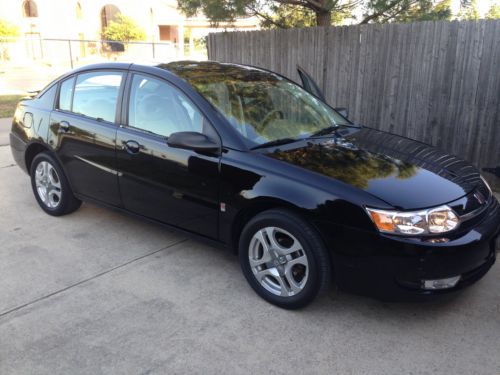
xmin=35 ymin=161 xmax=62 ymax=209
xmin=248 ymin=226 xmax=309 ymax=297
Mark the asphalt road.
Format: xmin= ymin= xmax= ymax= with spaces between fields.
xmin=1 ymin=123 xmax=499 ymax=374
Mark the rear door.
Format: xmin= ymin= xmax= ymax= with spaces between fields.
xmin=297 ymin=65 xmax=326 ymax=102
xmin=115 ymin=72 xmax=221 ymax=238
xmin=48 ymin=70 xmax=125 ymax=205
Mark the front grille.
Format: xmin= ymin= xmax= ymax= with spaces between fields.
xmin=455 ymin=195 xmax=498 ymax=234
xmin=476 ymin=182 xmax=491 ymax=202
xmin=449 ymin=182 xmax=492 ymax=221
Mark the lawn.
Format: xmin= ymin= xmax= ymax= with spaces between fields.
xmin=0 ymin=95 xmax=23 ymax=118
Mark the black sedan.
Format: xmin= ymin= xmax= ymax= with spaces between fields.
xmin=10 ymin=61 xmax=500 ymax=309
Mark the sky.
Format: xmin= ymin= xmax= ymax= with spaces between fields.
xmin=450 ymin=0 xmax=499 ymax=15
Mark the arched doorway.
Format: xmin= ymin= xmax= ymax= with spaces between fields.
xmin=22 ymin=0 xmax=42 ymax=60
xmin=22 ymin=0 xmax=39 ymax=17
xmin=100 ymin=4 xmax=120 ymax=32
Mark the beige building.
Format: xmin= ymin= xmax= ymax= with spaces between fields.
xmin=0 ymin=0 xmax=259 ymax=63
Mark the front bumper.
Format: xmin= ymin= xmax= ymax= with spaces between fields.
xmin=328 ymin=197 xmax=500 ymax=301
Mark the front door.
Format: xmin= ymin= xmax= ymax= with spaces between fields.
xmin=116 ymin=73 xmax=220 ymax=238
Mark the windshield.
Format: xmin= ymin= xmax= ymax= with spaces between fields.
xmin=166 ymin=63 xmax=350 ymax=146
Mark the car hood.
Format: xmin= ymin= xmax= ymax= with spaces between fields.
xmin=265 ymin=127 xmax=484 ymax=210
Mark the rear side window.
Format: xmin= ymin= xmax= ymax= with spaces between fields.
xmin=35 ymin=84 xmax=57 ymax=109
xmin=59 ymin=77 xmax=75 ymax=111
xmin=72 ymin=72 xmax=123 ymax=123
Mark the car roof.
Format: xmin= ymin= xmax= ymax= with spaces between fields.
xmin=68 ymin=62 xmax=134 ymax=75
xmin=62 ymin=61 xmax=280 ymax=85
xmin=156 ymin=60 xmax=280 ymax=82
xmin=60 ymin=60 xmax=277 ymax=77
xmin=159 ymin=60 xmax=265 ymax=73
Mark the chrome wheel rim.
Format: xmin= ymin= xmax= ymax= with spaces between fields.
xmin=248 ymin=226 xmax=309 ymax=297
xmin=35 ymin=161 xmax=62 ymax=209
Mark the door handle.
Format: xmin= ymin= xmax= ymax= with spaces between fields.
xmin=122 ymin=140 xmax=142 ymax=154
xmin=58 ymin=121 xmax=70 ymax=133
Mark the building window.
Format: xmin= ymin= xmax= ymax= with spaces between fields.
xmin=76 ymin=2 xmax=83 ymax=20
xmin=22 ymin=0 xmax=38 ymax=18
xmin=159 ymin=25 xmax=178 ymax=43
xmin=100 ymin=4 xmax=120 ymax=32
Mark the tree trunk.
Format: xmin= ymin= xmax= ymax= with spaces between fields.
xmin=315 ymin=10 xmax=331 ymax=26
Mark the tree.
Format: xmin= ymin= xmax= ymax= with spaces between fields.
xmin=457 ymin=0 xmax=480 ymax=20
xmin=485 ymin=3 xmax=500 ymax=19
xmin=257 ymin=3 xmax=316 ymax=28
xmin=102 ymin=14 xmax=146 ymax=43
xmin=392 ymin=0 xmax=452 ymax=22
xmin=0 ymin=19 xmax=19 ymax=41
xmin=177 ymin=0 xmax=360 ymax=27
xmin=0 ymin=19 xmax=19 ymax=60
xmin=178 ymin=0 xmax=455 ymax=28
xmin=253 ymin=1 xmax=356 ymax=28
xmin=258 ymin=2 xmax=352 ymax=28
xmin=360 ymin=0 xmax=451 ymax=24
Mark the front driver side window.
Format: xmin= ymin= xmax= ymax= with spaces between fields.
xmin=128 ymin=74 xmax=203 ymax=137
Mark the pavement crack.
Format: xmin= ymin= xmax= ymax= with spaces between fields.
xmin=0 ymin=164 xmax=15 ymax=169
xmin=0 ymin=238 xmax=188 ymax=319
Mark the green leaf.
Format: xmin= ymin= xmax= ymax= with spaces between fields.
xmin=102 ymin=14 xmax=146 ymax=43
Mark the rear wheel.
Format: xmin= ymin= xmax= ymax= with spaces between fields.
xmin=239 ymin=209 xmax=331 ymax=309
xmin=30 ymin=152 xmax=81 ymax=216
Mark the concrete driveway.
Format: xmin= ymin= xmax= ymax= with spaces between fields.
xmin=1 ymin=121 xmax=499 ymax=375
xmin=0 ymin=118 xmax=11 ymax=147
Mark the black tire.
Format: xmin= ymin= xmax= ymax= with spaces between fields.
xmin=30 ymin=152 xmax=81 ymax=216
xmin=239 ymin=209 xmax=332 ymax=309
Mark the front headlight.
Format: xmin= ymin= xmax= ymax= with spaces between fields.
xmin=366 ymin=205 xmax=460 ymax=235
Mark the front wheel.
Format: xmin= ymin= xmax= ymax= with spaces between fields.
xmin=239 ymin=209 xmax=332 ymax=309
xmin=30 ymin=152 xmax=81 ymax=216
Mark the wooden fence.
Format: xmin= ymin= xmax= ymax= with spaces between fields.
xmin=207 ymin=20 xmax=500 ymax=174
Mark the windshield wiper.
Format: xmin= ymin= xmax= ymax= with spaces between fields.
xmin=251 ymin=137 xmax=302 ymax=150
xmin=310 ymin=125 xmax=339 ymax=137
xmin=310 ymin=123 xmax=361 ymax=138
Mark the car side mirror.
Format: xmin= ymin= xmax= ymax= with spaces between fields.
xmin=334 ymin=107 xmax=348 ymax=119
xmin=167 ymin=131 xmax=220 ymax=155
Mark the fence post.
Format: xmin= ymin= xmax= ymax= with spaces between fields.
xmin=39 ymin=35 xmax=44 ymax=59
xmin=68 ymin=39 xmax=73 ymax=69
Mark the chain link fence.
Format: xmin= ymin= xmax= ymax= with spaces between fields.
xmin=1 ymin=36 xmax=207 ymax=68
xmin=0 ymin=36 xmax=207 ymax=94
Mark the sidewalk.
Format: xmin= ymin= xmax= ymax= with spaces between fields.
xmin=0 ymin=64 xmax=65 ymax=95
xmin=0 ymin=118 xmax=11 ymax=146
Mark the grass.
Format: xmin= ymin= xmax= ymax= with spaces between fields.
xmin=0 ymin=95 xmax=23 ymax=118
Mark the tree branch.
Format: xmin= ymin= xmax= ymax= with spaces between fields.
xmin=378 ymin=3 xmax=412 ymax=22
xmin=272 ymin=0 xmax=317 ymax=11
xmin=246 ymin=5 xmax=289 ymax=28
xmin=359 ymin=0 xmax=405 ymax=24
xmin=303 ymin=0 xmax=327 ymax=11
